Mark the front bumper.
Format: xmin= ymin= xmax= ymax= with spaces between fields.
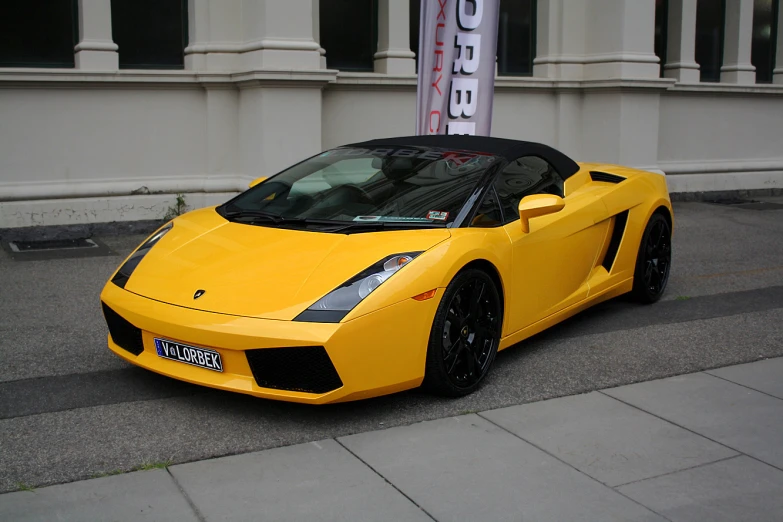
xmin=99 ymin=282 xmax=443 ymax=404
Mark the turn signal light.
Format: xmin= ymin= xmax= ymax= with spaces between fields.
xmin=413 ymin=289 xmax=437 ymax=301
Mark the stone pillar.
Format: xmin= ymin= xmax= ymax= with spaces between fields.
xmin=663 ymin=0 xmax=700 ymax=82
xmin=74 ymin=0 xmax=118 ymax=69
xmin=533 ymin=0 xmax=588 ymax=80
xmin=535 ymin=0 xmax=659 ymax=80
xmin=774 ymin=0 xmax=783 ymax=84
xmin=374 ymin=0 xmax=416 ymax=74
xmin=721 ymin=0 xmax=756 ymax=83
xmin=582 ymin=0 xmax=660 ymax=80
xmin=313 ymin=0 xmax=327 ymax=69
xmin=240 ymin=0 xmax=321 ymax=70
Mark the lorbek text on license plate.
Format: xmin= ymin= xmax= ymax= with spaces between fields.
xmin=154 ymin=338 xmax=223 ymax=372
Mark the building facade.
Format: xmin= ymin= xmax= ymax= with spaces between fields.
xmin=1 ymin=0 xmax=781 ymax=228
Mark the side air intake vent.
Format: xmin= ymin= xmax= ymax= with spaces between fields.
xmin=601 ymin=211 xmax=629 ymax=271
xmin=591 ymin=171 xmax=626 ymax=184
xmin=246 ymin=346 xmax=343 ymax=394
xmin=101 ymin=303 xmax=145 ymax=356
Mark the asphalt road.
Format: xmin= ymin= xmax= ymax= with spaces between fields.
xmin=1 ymin=200 xmax=782 ymax=492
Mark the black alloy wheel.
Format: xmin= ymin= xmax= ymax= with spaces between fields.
xmin=424 ymin=269 xmax=502 ymax=396
xmin=632 ymin=213 xmax=672 ymax=303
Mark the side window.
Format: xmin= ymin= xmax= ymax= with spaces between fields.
xmin=470 ymin=188 xmax=503 ymax=228
xmin=494 ymin=156 xmax=564 ymax=223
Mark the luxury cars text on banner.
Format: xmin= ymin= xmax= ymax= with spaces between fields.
xmin=416 ymin=0 xmax=500 ymax=136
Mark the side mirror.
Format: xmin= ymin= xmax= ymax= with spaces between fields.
xmin=248 ymin=176 xmax=268 ymax=188
xmin=518 ymin=194 xmax=565 ymax=233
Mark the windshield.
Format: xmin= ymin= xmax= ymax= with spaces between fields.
xmin=219 ymin=146 xmax=499 ymax=230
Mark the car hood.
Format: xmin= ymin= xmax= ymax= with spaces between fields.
xmin=124 ymin=208 xmax=451 ymax=320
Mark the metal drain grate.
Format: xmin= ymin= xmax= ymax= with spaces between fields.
xmin=10 ymin=238 xmax=99 ymax=252
xmin=706 ymin=199 xmax=783 ymax=211
xmin=3 ymin=237 xmax=114 ymax=261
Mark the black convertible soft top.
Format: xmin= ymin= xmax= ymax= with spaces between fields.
xmin=347 ymin=135 xmax=581 ymax=180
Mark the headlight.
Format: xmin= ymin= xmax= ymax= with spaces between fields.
xmin=294 ymin=252 xmax=422 ymax=323
xmin=111 ymin=223 xmax=173 ymax=289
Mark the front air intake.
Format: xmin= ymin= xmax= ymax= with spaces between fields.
xmin=246 ymin=346 xmax=343 ymax=394
xmin=101 ymin=303 xmax=145 ymax=356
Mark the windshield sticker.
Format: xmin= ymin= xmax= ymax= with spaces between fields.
xmin=354 ymin=216 xmax=434 ymax=222
xmin=426 ymin=211 xmax=449 ymax=221
xmin=330 ymin=147 xmax=493 ymax=161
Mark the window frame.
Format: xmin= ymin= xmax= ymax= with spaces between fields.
xmin=497 ymin=0 xmax=538 ymax=77
xmin=321 ymin=0 xmax=379 ymax=72
xmin=0 ymin=0 xmax=79 ymax=68
xmin=695 ymin=0 xmax=727 ymax=83
xmin=409 ymin=0 xmax=537 ymax=76
xmin=468 ymin=186 xmax=505 ymax=228
xmin=489 ymin=155 xmax=566 ymax=225
xmin=655 ymin=0 xmax=669 ymax=78
xmin=751 ymin=0 xmax=780 ymax=84
xmin=111 ymin=0 xmax=189 ymax=70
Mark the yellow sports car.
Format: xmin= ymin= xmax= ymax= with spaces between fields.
xmin=101 ymin=136 xmax=673 ymax=404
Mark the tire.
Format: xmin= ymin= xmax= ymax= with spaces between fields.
xmin=423 ymin=269 xmax=503 ymax=397
xmin=631 ymin=213 xmax=672 ymax=303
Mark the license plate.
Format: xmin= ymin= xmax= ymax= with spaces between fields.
xmin=154 ymin=338 xmax=223 ymax=372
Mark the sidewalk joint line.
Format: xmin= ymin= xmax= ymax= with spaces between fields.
xmin=166 ymin=467 xmax=207 ymax=522
xmin=702 ymin=369 xmax=783 ymax=402
xmin=610 ymin=454 xmax=742 ymax=488
xmin=333 ymin=438 xmax=439 ymax=522
xmin=476 ymin=413 xmax=675 ymax=522
xmin=597 ymin=389 xmax=783 ymax=475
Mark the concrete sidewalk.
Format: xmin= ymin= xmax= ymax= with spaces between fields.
xmin=2 ymin=358 xmax=782 ymax=522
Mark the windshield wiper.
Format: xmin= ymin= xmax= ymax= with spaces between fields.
xmin=325 ymin=221 xmax=447 ymax=233
xmin=223 ymin=209 xmax=347 ymax=229
xmin=223 ymin=209 xmax=292 ymax=223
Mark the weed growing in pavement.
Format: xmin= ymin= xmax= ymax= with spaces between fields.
xmin=134 ymin=460 xmax=173 ymax=471
xmin=15 ymin=482 xmax=35 ymax=492
xmin=163 ymin=193 xmax=187 ymax=221
xmin=675 ymin=295 xmax=692 ymax=301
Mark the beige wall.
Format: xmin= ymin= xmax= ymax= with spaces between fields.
xmin=1 ymin=0 xmax=782 ymax=228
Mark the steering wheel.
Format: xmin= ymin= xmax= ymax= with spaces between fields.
xmin=338 ymin=184 xmax=375 ymax=205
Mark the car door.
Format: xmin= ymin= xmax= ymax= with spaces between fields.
xmin=492 ymin=156 xmax=609 ymax=334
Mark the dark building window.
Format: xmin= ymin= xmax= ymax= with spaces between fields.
xmin=497 ymin=0 xmax=536 ymax=76
xmin=321 ymin=0 xmax=378 ymax=71
xmin=0 ymin=0 xmax=78 ymax=68
xmin=111 ymin=0 xmax=188 ymax=69
xmin=410 ymin=0 xmax=420 ymax=67
xmin=751 ymin=0 xmax=779 ymax=83
xmin=410 ymin=0 xmax=537 ymax=76
xmin=695 ymin=0 xmax=726 ymax=82
xmin=655 ymin=0 xmax=669 ymax=77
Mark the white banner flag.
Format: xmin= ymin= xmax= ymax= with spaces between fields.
xmin=416 ymin=0 xmax=500 ymax=136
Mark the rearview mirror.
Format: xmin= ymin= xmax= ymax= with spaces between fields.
xmin=518 ymin=194 xmax=565 ymax=233
xmin=248 ymin=176 xmax=268 ymax=188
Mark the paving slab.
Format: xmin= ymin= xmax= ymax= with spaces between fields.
xmin=339 ymin=415 xmax=665 ymax=522
xmin=481 ymin=391 xmax=737 ymax=487
xmin=617 ymin=456 xmax=783 ymax=522
xmin=706 ymin=357 xmax=783 ymax=399
xmin=603 ymin=372 xmax=783 ymax=468
xmin=169 ymin=439 xmax=431 ymax=522
xmin=0 ymin=469 xmax=198 ymax=522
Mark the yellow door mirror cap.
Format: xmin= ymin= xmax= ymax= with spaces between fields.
xmin=248 ymin=176 xmax=268 ymax=188
xmin=518 ymin=194 xmax=565 ymax=233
